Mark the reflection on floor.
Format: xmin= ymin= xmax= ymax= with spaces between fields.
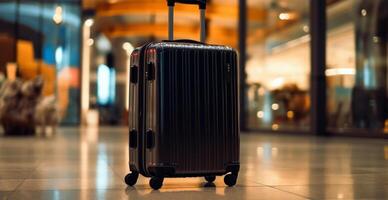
xmin=0 ymin=127 xmax=387 ymax=200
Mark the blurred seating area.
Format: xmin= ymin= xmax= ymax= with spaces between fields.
xmin=0 ymin=39 xmax=59 ymax=136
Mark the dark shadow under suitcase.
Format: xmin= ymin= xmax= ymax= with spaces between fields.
xmin=125 ymin=0 xmax=240 ymax=190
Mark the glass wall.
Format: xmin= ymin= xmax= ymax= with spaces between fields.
xmin=326 ymin=0 xmax=388 ymax=135
xmin=0 ymin=0 xmax=81 ymax=125
xmin=245 ymin=0 xmax=310 ymax=131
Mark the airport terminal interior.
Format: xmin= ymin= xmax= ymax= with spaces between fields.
xmin=0 ymin=0 xmax=387 ymax=199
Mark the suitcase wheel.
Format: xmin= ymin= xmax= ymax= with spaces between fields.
xmin=224 ymin=173 xmax=238 ymax=187
xmin=204 ymin=176 xmax=216 ymax=183
xmin=124 ymin=172 xmax=139 ymax=186
xmin=149 ymin=176 xmax=164 ymax=190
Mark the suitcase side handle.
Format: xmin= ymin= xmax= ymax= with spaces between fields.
xmin=167 ymin=0 xmax=206 ymax=43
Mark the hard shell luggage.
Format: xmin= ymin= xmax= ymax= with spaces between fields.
xmin=125 ymin=0 xmax=240 ymax=190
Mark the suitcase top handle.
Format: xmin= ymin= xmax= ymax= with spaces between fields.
xmin=167 ymin=0 xmax=206 ymax=43
xmin=167 ymin=0 xmax=206 ymax=9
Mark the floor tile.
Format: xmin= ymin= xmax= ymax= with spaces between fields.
xmin=0 ymin=179 xmax=23 ymax=191
xmin=7 ymin=189 xmax=127 ymax=200
xmin=125 ymin=186 xmax=308 ymax=200
xmin=0 ymin=191 xmax=13 ymax=200
xmin=18 ymin=178 xmax=125 ymax=191
xmin=275 ymin=184 xmax=388 ymax=200
xmin=0 ymin=163 xmax=39 ymax=171
xmin=0 ymin=171 xmax=32 ymax=179
xmin=30 ymin=168 xmax=116 ymax=179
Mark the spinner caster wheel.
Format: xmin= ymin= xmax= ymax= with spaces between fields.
xmin=224 ymin=173 xmax=237 ymax=187
xmin=149 ymin=176 xmax=164 ymax=190
xmin=205 ymin=176 xmax=216 ymax=183
xmin=124 ymin=172 xmax=139 ymax=186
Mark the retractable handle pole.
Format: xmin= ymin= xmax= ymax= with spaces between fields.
xmin=167 ymin=0 xmax=207 ymax=43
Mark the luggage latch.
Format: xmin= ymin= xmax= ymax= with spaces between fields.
xmin=147 ymin=62 xmax=155 ymax=81
xmin=129 ymin=129 xmax=137 ymax=148
xmin=146 ymin=129 xmax=155 ymax=149
xmin=130 ymin=65 xmax=138 ymax=83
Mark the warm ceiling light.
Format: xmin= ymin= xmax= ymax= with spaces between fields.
xmin=122 ymin=42 xmax=134 ymax=56
xmin=257 ymin=111 xmax=264 ymax=119
xmin=271 ymin=103 xmax=279 ymax=111
xmin=279 ymin=12 xmax=291 ymax=20
xmin=303 ymin=25 xmax=309 ymax=33
xmin=122 ymin=42 xmax=131 ymax=50
xmin=287 ymin=111 xmax=294 ymax=119
xmin=87 ymin=39 xmax=94 ymax=46
xmin=373 ymin=36 xmax=379 ymax=43
xmin=85 ymin=18 xmax=94 ymax=27
xmin=325 ymin=68 xmax=355 ymax=76
xmin=278 ymin=12 xmax=297 ymax=21
xmin=361 ymin=9 xmax=367 ymax=16
xmin=53 ymin=6 xmax=63 ymax=25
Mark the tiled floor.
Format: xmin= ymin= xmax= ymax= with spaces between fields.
xmin=0 ymin=127 xmax=387 ymax=200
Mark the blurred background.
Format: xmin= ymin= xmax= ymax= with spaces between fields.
xmin=0 ymin=0 xmax=386 ymax=138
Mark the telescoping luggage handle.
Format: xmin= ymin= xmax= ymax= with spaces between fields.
xmin=167 ymin=0 xmax=206 ymax=43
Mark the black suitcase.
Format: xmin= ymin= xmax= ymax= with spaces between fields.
xmin=125 ymin=0 xmax=239 ymax=190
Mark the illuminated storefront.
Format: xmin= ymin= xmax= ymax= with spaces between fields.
xmin=243 ymin=0 xmax=387 ymax=137
xmin=245 ymin=0 xmax=311 ymax=132
xmin=326 ymin=0 xmax=388 ymax=135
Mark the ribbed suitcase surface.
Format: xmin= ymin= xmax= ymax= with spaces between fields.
xmin=126 ymin=0 xmax=239 ymax=190
xmin=144 ymin=42 xmax=239 ymax=175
